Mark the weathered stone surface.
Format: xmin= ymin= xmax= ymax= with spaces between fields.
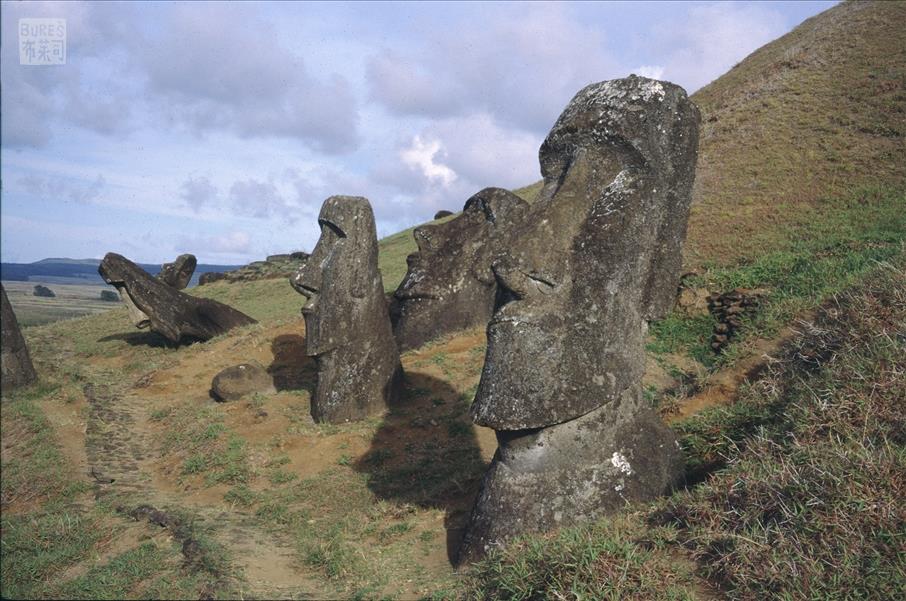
xmin=211 ymin=361 xmax=276 ymax=401
xmin=98 ymin=252 xmax=256 ymax=343
xmin=291 ymin=196 xmax=403 ymax=423
xmin=460 ymin=76 xmax=700 ymax=561
xmin=391 ymin=188 xmax=528 ymax=351
xmin=471 ymin=77 xmax=700 ymax=431
xmin=1 ymin=284 xmax=37 ymax=393
xmin=157 ymin=254 xmax=197 ymax=289
xmin=459 ymin=385 xmax=682 ymax=562
xmin=433 ymin=210 xmax=454 ymax=220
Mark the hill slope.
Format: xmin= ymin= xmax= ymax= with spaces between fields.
xmin=513 ymin=1 xmax=905 ymax=270
xmin=686 ymin=0 xmax=906 ymax=267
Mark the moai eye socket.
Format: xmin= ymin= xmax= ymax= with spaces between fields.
xmin=318 ymin=218 xmax=347 ymax=238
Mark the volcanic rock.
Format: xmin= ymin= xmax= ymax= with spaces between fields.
xmin=391 ymin=187 xmax=528 ymax=351
xmin=459 ymin=76 xmax=700 ymax=562
xmin=211 ymin=361 xmax=275 ymax=401
xmin=1 ymin=284 xmax=37 ymax=393
xmin=157 ymin=254 xmax=197 ymax=289
xmin=291 ymin=196 xmax=403 ymax=423
xmin=98 ymin=252 xmax=256 ymax=343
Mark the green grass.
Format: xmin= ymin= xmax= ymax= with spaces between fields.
xmin=470 ymin=253 xmax=906 ymax=599
xmin=647 ymin=186 xmax=906 ymax=366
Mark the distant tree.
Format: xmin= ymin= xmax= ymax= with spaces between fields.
xmin=100 ymin=289 xmax=119 ymax=302
xmin=33 ymin=284 xmax=55 ymax=298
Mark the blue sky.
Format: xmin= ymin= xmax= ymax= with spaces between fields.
xmin=1 ymin=1 xmax=837 ymax=264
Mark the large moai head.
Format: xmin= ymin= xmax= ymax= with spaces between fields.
xmin=391 ymin=187 xmax=528 ymax=351
xmin=459 ymin=77 xmax=700 ymax=562
xmin=98 ymin=252 xmax=256 ymax=343
xmin=470 ymin=76 xmax=701 ymax=431
xmin=291 ymin=196 xmax=402 ymax=423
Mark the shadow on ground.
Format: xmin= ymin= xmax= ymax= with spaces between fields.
xmin=355 ymin=370 xmax=488 ymax=565
xmin=267 ymin=334 xmax=317 ymax=394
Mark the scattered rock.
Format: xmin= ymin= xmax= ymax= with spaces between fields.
xmin=391 ymin=187 xmax=528 ymax=351
xmin=157 ymin=254 xmax=197 ymax=289
xmin=98 ymin=252 xmax=256 ymax=343
xmin=433 ymin=210 xmax=454 ymax=219
xmin=707 ymin=288 xmax=767 ymax=352
xmin=198 ymin=272 xmax=226 ymax=286
xmin=210 ymin=361 xmax=275 ymax=402
xmin=459 ymin=76 xmax=700 ymax=562
xmin=32 ymin=284 xmax=55 ymax=298
xmin=266 ymin=254 xmax=292 ymax=262
xmin=1 ymin=284 xmax=37 ymax=393
xmin=291 ymin=196 xmax=402 ymax=423
xmin=99 ymin=289 xmax=120 ymax=302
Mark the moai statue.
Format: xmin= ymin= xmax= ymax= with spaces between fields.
xmin=157 ymin=254 xmax=197 ymax=289
xmin=1 ymin=284 xmax=37 ymax=394
xmin=291 ymin=196 xmax=403 ymax=423
xmin=99 ymin=253 xmax=256 ymax=343
xmin=390 ymin=187 xmax=528 ymax=351
xmin=458 ymin=76 xmax=701 ymax=562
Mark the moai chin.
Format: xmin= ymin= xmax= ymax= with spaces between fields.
xmin=390 ymin=187 xmax=528 ymax=352
xmin=458 ymin=76 xmax=701 ymax=562
xmin=292 ymin=195 xmax=402 ymax=423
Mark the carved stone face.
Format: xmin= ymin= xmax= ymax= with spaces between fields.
xmin=292 ymin=196 xmax=380 ymax=356
xmin=470 ymin=77 xmax=701 ymax=431
xmin=391 ymin=188 xmax=527 ymax=351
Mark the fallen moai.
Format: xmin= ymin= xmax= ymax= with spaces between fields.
xmin=98 ymin=252 xmax=256 ymax=343
xmin=1 ymin=284 xmax=38 ymax=393
xmin=291 ymin=196 xmax=402 ymax=423
xmin=391 ymin=187 xmax=528 ymax=351
xmin=458 ymin=76 xmax=701 ymax=562
xmin=157 ymin=254 xmax=197 ymax=289
xmin=211 ymin=361 xmax=276 ymax=402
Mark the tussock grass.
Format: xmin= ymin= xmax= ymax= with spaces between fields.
xmin=470 ymin=254 xmax=906 ymax=599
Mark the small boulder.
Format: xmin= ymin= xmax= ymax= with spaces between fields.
xmin=198 ymin=272 xmax=226 ymax=286
xmin=100 ymin=289 xmax=119 ymax=302
xmin=433 ymin=210 xmax=454 ymax=220
xmin=211 ymin=361 xmax=275 ymax=402
xmin=33 ymin=284 xmax=55 ymax=298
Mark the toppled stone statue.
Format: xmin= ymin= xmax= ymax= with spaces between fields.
xmin=1 ymin=284 xmax=37 ymax=393
xmin=291 ymin=196 xmax=402 ymax=423
xmin=391 ymin=188 xmax=528 ymax=351
xmin=99 ymin=252 xmax=256 ymax=343
xmin=458 ymin=76 xmax=700 ymax=562
xmin=157 ymin=254 xmax=197 ymax=289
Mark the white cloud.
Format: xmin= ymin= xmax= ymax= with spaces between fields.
xmin=633 ymin=65 xmax=665 ymax=80
xmin=17 ymin=173 xmax=106 ymax=204
xmin=179 ymin=175 xmax=219 ymax=212
xmin=400 ymin=135 xmax=458 ymax=188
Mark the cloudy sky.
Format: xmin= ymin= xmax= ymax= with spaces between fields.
xmin=1 ymin=1 xmax=836 ymax=264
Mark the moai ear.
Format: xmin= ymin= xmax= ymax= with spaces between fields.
xmin=349 ymin=214 xmax=379 ymax=300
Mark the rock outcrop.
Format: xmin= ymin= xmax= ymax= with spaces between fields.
xmin=157 ymin=254 xmax=197 ymax=289
xmin=33 ymin=284 xmax=55 ymax=298
xmin=459 ymin=76 xmax=700 ymax=562
xmin=291 ymin=196 xmax=402 ymax=423
xmin=1 ymin=284 xmax=37 ymax=393
xmin=391 ymin=188 xmax=528 ymax=351
xmin=98 ymin=252 xmax=256 ymax=343
xmin=211 ymin=361 xmax=276 ymax=401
